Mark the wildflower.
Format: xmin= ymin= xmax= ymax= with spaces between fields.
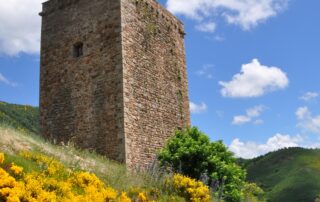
xmin=0 ymin=168 xmax=18 ymax=188
xmin=0 ymin=153 xmax=4 ymax=164
xmin=138 ymin=192 xmax=147 ymax=202
xmin=10 ymin=163 xmax=23 ymax=175
xmin=170 ymin=174 xmax=211 ymax=202
xmin=118 ymin=192 xmax=131 ymax=202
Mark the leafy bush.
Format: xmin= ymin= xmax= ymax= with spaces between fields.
xmin=242 ymin=183 xmax=266 ymax=202
xmin=158 ymin=127 xmax=246 ymax=201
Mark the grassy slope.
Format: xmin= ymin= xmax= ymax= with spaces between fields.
xmin=243 ymin=147 xmax=320 ymax=202
xmin=2 ymin=101 xmax=320 ymax=201
xmin=0 ymin=101 xmax=183 ymax=201
xmin=0 ymin=101 xmax=39 ymax=134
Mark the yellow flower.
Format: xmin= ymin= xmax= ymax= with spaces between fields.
xmin=0 ymin=168 xmax=18 ymax=188
xmin=1 ymin=151 xmax=163 ymax=202
xmin=138 ymin=192 xmax=147 ymax=202
xmin=118 ymin=192 xmax=131 ymax=202
xmin=0 ymin=153 xmax=4 ymax=164
xmin=103 ymin=187 xmax=118 ymax=200
xmin=10 ymin=163 xmax=23 ymax=175
xmin=170 ymin=174 xmax=211 ymax=202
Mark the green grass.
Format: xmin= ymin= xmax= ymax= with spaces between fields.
xmin=0 ymin=101 xmax=182 ymax=200
xmin=0 ymin=101 xmax=39 ymax=134
xmin=3 ymin=152 xmax=41 ymax=173
xmin=1 ymin=100 xmax=320 ymax=201
xmin=0 ymin=126 xmax=183 ymax=201
xmin=243 ymin=147 xmax=320 ymax=202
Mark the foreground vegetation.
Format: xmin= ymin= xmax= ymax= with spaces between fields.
xmin=0 ymin=103 xmax=211 ymax=202
xmin=0 ymin=151 xmax=211 ymax=201
xmin=1 ymin=100 xmax=320 ymax=201
xmin=158 ymin=127 xmax=265 ymax=202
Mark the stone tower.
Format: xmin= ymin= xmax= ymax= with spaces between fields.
xmin=39 ymin=0 xmax=190 ymax=168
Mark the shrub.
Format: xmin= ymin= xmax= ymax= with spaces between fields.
xmin=0 ymin=151 xmax=213 ymax=202
xmin=168 ymin=174 xmax=211 ymax=202
xmin=242 ymin=183 xmax=266 ymax=202
xmin=158 ymin=127 xmax=246 ymax=201
xmin=0 ymin=151 xmax=154 ymax=202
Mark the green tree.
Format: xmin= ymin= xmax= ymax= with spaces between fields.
xmin=242 ymin=183 xmax=266 ymax=202
xmin=158 ymin=127 xmax=246 ymax=202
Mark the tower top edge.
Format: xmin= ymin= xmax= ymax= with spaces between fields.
xmin=40 ymin=0 xmax=184 ymax=29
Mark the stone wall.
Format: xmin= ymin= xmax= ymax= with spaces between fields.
xmin=40 ymin=0 xmax=190 ymax=168
xmin=40 ymin=0 xmax=126 ymax=162
xmin=121 ymin=0 xmax=190 ymax=168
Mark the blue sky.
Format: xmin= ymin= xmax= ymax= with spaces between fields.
xmin=0 ymin=0 xmax=320 ymax=158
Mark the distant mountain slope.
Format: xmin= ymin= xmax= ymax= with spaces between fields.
xmin=243 ymin=147 xmax=320 ymax=202
xmin=0 ymin=101 xmax=39 ymax=134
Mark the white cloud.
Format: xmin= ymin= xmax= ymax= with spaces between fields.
xmin=0 ymin=0 xmax=43 ymax=56
xmin=296 ymin=106 xmax=310 ymax=120
xmin=167 ymin=0 xmax=288 ymax=31
xmin=0 ymin=73 xmax=17 ymax=87
xmin=246 ymin=105 xmax=265 ymax=117
xmin=229 ymin=134 xmax=303 ymax=159
xmin=219 ymin=59 xmax=289 ymax=98
xmin=232 ymin=115 xmax=251 ymax=125
xmin=196 ymin=64 xmax=214 ymax=79
xmin=296 ymin=107 xmax=320 ymax=135
xmin=232 ymin=105 xmax=266 ymax=125
xmin=190 ymin=102 xmax=207 ymax=114
xmin=300 ymin=92 xmax=319 ymax=101
xmin=195 ymin=22 xmax=216 ymax=33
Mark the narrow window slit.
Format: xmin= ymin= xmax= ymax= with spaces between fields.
xmin=73 ymin=42 xmax=83 ymax=58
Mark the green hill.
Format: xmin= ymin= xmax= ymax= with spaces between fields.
xmin=1 ymin=101 xmax=320 ymax=201
xmin=0 ymin=101 xmax=39 ymax=134
xmin=243 ymin=147 xmax=320 ymax=202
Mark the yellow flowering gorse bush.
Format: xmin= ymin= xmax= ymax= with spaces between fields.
xmin=0 ymin=152 xmax=157 ymax=202
xmin=169 ymin=174 xmax=211 ymax=202
xmin=0 ymin=152 xmax=212 ymax=202
xmin=9 ymin=164 xmax=23 ymax=175
xmin=0 ymin=153 xmax=4 ymax=164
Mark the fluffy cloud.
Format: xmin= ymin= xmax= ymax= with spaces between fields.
xmin=232 ymin=105 xmax=266 ymax=125
xmin=300 ymin=92 xmax=319 ymax=101
xmin=167 ymin=0 xmax=288 ymax=31
xmin=296 ymin=106 xmax=310 ymax=120
xmin=195 ymin=22 xmax=216 ymax=33
xmin=232 ymin=115 xmax=251 ymax=125
xmin=247 ymin=105 xmax=265 ymax=117
xmin=229 ymin=134 xmax=303 ymax=159
xmin=0 ymin=0 xmax=43 ymax=55
xmin=219 ymin=59 xmax=289 ymax=98
xmin=190 ymin=102 xmax=207 ymax=114
xmin=296 ymin=107 xmax=320 ymax=135
xmin=0 ymin=73 xmax=17 ymax=87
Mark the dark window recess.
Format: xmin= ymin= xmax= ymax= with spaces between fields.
xmin=73 ymin=42 xmax=83 ymax=58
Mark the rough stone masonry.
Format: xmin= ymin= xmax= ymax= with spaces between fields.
xmin=39 ymin=0 xmax=190 ymax=168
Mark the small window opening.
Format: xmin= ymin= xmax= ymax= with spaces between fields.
xmin=73 ymin=42 xmax=83 ymax=58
